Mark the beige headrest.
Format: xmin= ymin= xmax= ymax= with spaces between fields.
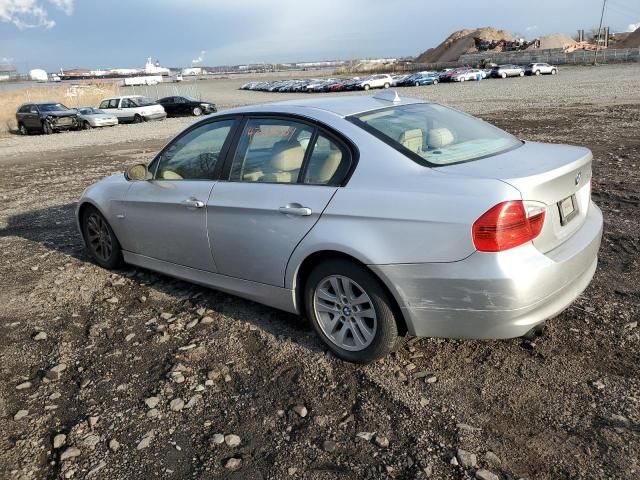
xmin=399 ymin=129 xmax=423 ymax=153
xmin=428 ymin=128 xmax=454 ymax=149
xmin=161 ymin=170 xmax=183 ymax=180
xmin=271 ymin=144 xmax=305 ymax=171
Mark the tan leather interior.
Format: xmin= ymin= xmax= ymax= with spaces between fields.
xmin=428 ymin=128 xmax=455 ymax=149
xmin=306 ymin=150 xmax=342 ymax=184
xmin=160 ymin=170 xmax=183 ymax=180
xmin=261 ymin=143 xmax=305 ymax=183
xmin=399 ymin=129 xmax=423 ymax=153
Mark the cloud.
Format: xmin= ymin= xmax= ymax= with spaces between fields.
xmin=0 ymin=0 xmax=74 ymax=29
xmin=49 ymin=0 xmax=73 ymax=15
xmin=629 ymin=22 xmax=640 ymax=32
xmin=525 ymin=25 xmax=538 ymax=32
xmin=192 ymin=50 xmax=206 ymax=64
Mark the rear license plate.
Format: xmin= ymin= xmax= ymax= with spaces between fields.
xmin=558 ymin=195 xmax=578 ymax=225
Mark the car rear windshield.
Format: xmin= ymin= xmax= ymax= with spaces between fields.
xmin=350 ymin=103 xmax=522 ymax=166
xmin=130 ymin=96 xmax=155 ymax=106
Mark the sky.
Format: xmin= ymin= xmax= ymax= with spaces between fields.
xmin=1 ymin=0 xmax=639 ymax=71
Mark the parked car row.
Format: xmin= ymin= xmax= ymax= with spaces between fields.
xmin=239 ymin=63 xmax=558 ymax=94
xmin=16 ymin=95 xmax=217 ymax=135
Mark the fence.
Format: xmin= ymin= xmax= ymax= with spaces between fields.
xmin=457 ymin=47 xmax=640 ymax=67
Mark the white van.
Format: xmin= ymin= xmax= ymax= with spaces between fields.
xmin=98 ymin=95 xmax=166 ymax=123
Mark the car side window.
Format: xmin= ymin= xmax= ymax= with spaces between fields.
xmin=121 ymin=98 xmax=135 ymax=108
xmin=303 ymin=134 xmax=349 ymax=186
xmin=228 ymin=118 xmax=314 ymax=184
xmin=30 ymin=106 xmax=39 ymax=113
xmin=99 ymin=100 xmax=109 ymax=109
xmin=154 ymin=120 xmax=234 ymax=181
xmin=19 ymin=105 xmax=31 ymax=113
xmin=109 ymin=99 xmax=119 ymax=109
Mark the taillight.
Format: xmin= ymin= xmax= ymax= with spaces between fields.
xmin=472 ymin=200 xmax=545 ymax=252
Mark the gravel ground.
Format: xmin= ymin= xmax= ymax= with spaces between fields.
xmin=0 ymin=64 xmax=639 ymax=480
xmin=1 ymin=63 xmax=639 ymax=160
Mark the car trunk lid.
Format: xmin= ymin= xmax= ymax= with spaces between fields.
xmin=438 ymin=141 xmax=592 ymax=253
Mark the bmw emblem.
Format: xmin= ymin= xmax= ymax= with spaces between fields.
xmin=575 ymin=171 xmax=582 ymax=186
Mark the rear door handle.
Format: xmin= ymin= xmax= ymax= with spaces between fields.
xmin=182 ymin=198 xmax=205 ymax=209
xmin=279 ymin=204 xmax=312 ymax=216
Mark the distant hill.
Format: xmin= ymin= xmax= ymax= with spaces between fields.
xmin=416 ymin=27 xmax=514 ymax=63
xmin=616 ymin=27 xmax=640 ymax=48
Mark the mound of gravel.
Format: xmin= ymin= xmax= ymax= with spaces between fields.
xmin=617 ymin=27 xmax=640 ymax=48
xmin=532 ymin=33 xmax=575 ymax=50
xmin=416 ymin=27 xmax=514 ymax=63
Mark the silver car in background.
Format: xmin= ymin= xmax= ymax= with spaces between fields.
xmin=76 ymin=107 xmax=118 ymax=129
xmin=77 ymin=91 xmax=602 ymax=363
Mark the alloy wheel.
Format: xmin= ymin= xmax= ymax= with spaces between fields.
xmin=313 ymin=275 xmax=377 ymax=351
xmin=86 ymin=213 xmax=113 ymax=262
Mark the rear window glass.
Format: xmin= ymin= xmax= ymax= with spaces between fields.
xmin=350 ymin=103 xmax=521 ymax=166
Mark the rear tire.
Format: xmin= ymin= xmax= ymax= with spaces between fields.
xmin=304 ymin=259 xmax=399 ymax=363
xmin=519 ymin=71 xmax=524 ymax=77
xmin=433 ymin=79 xmax=438 ymax=85
xmin=83 ymin=120 xmax=92 ymax=130
xmin=535 ymin=70 xmax=541 ymax=76
xmin=383 ymin=83 xmax=390 ymax=89
xmin=81 ymin=206 xmax=123 ymax=270
xmin=363 ymin=84 xmax=370 ymax=91
xmin=415 ymin=81 xmax=420 ymax=87
xmin=501 ymin=72 xmax=507 ymax=79
xmin=18 ymin=123 xmax=28 ymax=135
xmin=460 ymin=77 xmax=465 ymax=82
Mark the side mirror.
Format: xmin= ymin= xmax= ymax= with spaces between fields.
xmin=125 ymin=163 xmax=150 ymax=181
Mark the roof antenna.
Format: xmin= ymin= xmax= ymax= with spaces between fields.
xmin=373 ymin=89 xmax=401 ymax=103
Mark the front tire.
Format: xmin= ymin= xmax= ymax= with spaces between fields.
xmin=535 ymin=70 xmax=541 ymax=76
xmin=192 ymin=106 xmax=202 ymax=116
xmin=305 ymin=260 xmax=399 ymax=363
xmin=433 ymin=79 xmax=438 ymax=85
xmin=519 ymin=71 xmax=524 ymax=77
xmin=363 ymin=84 xmax=370 ymax=91
xmin=82 ymin=207 xmax=123 ymax=269
xmin=551 ymin=69 xmax=557 ymax=75
xmin=415 ymin=81 xmax=420 ymax=87
xmin=83 ymin=120 xmax=92 ymax=130
xmin=501 ymin=72 xmax=507 ymax=78
xmin=383 ymin=83 xmax=390 ymax=89
xmin=42 ymin=121 xmax=53 ymax=135
xmin=133 ymin=114 xmax=143 ymax=123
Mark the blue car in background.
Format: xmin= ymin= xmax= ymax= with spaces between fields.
xmin=397 ymin=72 xmax=439 ymax=87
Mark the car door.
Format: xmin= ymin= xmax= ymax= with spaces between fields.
xmin=174 ymin=97 xmax=188 ymax=115
xmin=118 ymin=117 xmax=238 ymax=271
xmin=207 ymin=116 xmax=353 ymax=286
xmin=23 ymin=105 xmax=39 ymax=129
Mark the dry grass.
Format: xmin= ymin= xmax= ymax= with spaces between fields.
xmin=0 ymin=83 xmax=119 ymax=133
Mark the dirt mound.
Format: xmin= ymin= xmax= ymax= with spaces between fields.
xmin=532 ymin=33 xmax=575 ymax=50
xmin=617 ymin=27 xmax=640 ymax=48
xmin=416 ymin=27 xmax=514 ymax=63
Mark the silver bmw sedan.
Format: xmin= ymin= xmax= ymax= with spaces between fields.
xmin=77 ymin=91 xmax=603 ymax=363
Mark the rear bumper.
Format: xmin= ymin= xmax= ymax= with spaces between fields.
xmin=144 ymin=111 xmax=167 ymax=121
xmin=371 ymin=202 xmax=603 ymax=339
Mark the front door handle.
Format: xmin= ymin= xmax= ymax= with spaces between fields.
xmin=182 ymin=198 xmax=205 ymax=209
xmin=279 ymin=204 xmax=312 ymax=216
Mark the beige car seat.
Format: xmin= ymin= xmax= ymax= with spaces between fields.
xmin=261 ymin=143 xmax=305 ymax=183
xmin=399 ymin=129 xmax=423 ymax=154
xmin=427 ymin=128 xmax=455 ymax=149
xmin=306 ymin=149 xmax=342 ymax=184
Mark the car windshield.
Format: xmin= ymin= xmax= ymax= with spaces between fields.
xmin=78 ymin=107 xmax=102 ymax=114
xmin=351 ymin=103 xmax=522 ymax=166
xmin=39 ymin=103 xmax=69 ymax=112
xmin=130 ymin=96 xmax=155 ymax=106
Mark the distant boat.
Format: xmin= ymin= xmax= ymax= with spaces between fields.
xmin=59 ymin=58 xmax=170 ymax=81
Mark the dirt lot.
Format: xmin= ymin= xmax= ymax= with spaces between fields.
xmin=0 ymin=65 xmax=639 ymax=480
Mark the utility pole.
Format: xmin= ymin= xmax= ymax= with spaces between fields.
xmin=593 ymin=0 xmax=608 ymax=65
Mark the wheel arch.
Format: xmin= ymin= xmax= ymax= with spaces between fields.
xmin=76 ymin=200 xmax=109 ymax=246
xmin=292 ymin=250 xmax=408 ymax=336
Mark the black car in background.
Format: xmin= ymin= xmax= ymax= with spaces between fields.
xmin=157 ymin=96 xmax=217 ymax=117
xmin=16 ymin=102 xmax=79 ymax=135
